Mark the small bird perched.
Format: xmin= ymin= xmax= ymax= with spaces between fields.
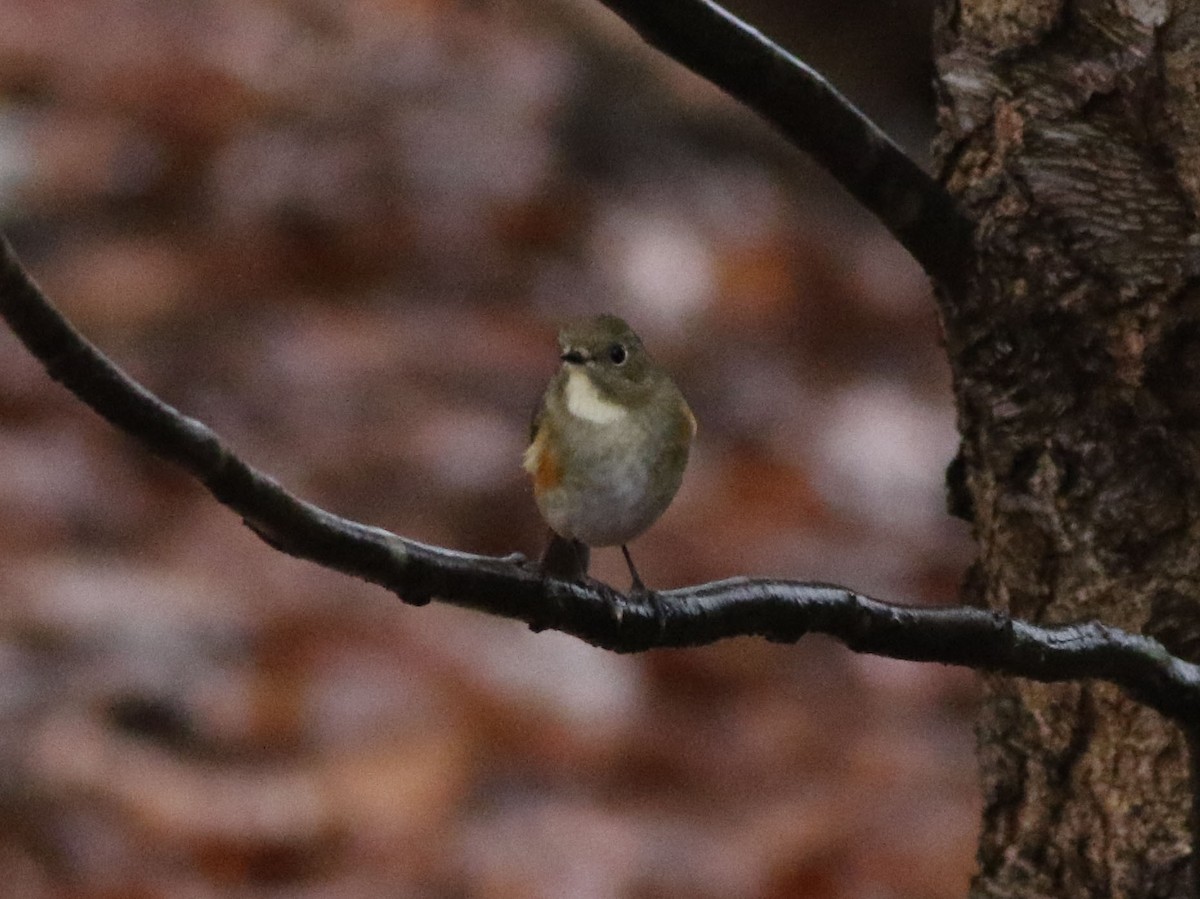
xmin=524 ymin=314 xmax=695 ymax=592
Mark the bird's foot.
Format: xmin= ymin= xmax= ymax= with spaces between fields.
xmin=628 ymin=582 xmax=669 ymax=635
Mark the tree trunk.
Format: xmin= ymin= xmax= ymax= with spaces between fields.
xmin=934 ymin=1 xmax=1200 ymax=895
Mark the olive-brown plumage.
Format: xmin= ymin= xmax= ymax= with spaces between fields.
xmin=524 ymin=314 xmax=695 ymax=590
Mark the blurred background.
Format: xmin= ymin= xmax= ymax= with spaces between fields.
xmin=0 ymin=0 xmax=977 ymax=896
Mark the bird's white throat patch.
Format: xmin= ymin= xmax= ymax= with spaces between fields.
xmin=565 ymin=369 xmax=627 ymax=424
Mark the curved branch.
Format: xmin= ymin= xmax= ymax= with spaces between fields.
xmin=2 ymin=236 xmax=1199 ymax=725
xmin=590 ymin=0 xmax=975 ymax=293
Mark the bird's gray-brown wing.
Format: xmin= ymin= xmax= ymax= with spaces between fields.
xmin=528 ymin=395 xmax=546 ymax=444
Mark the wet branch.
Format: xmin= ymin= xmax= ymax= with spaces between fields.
xmin=3 ymin=234 xmax=1200 ymax=727
xmin=591 ymin=0 xmax=975 ymax=293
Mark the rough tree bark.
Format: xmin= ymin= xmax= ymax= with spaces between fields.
xmin=935 ymin=1 xmax=1200 ymax=895
xmin=7 ymin=1 xmax=1200 ymax=895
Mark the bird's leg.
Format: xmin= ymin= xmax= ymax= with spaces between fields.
xmin=620 ymin=545 xmax=670 ymax=634
xmin=620 ymin=544 xmax=646 ymax=594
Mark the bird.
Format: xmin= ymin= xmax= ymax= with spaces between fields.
xmin=523 ymin=313 xmax=695 ymax=592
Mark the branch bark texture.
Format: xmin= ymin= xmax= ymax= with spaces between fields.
xmin=593 ymin=0 xmax=975 ymax=293
xmin=5 ymin=0 xmax=1200 ymax=894
xmin=3 ymin=235 xmax=1200 ymax=728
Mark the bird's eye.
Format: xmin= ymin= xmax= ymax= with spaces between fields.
xmin=608 ymin=344 xmax=627 ymax=365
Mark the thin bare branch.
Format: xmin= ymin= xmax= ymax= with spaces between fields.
xmin=590 ymin=0 xmax=975 ymax=293
xmin=2 ymin=235 xmax=1199 ymax=727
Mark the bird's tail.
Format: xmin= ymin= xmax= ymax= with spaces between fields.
xmin=540 ymin=533 xmax=590 ymax=582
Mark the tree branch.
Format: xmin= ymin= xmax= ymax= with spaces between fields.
xmin=2 ymin=234 xmax=1200 ymax=727
xmin=590 ymin=0 xmax=975 ymax=293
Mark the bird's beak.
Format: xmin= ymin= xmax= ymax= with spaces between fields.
xmin=560 ymin=349 xmax=586 ymax=365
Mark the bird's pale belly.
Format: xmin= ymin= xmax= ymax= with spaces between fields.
xmin=536 ymin=421 xmax=680 ymax=547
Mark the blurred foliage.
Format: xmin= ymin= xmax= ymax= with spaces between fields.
xmin=0 ymin=0 xmax=976 ymax=896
